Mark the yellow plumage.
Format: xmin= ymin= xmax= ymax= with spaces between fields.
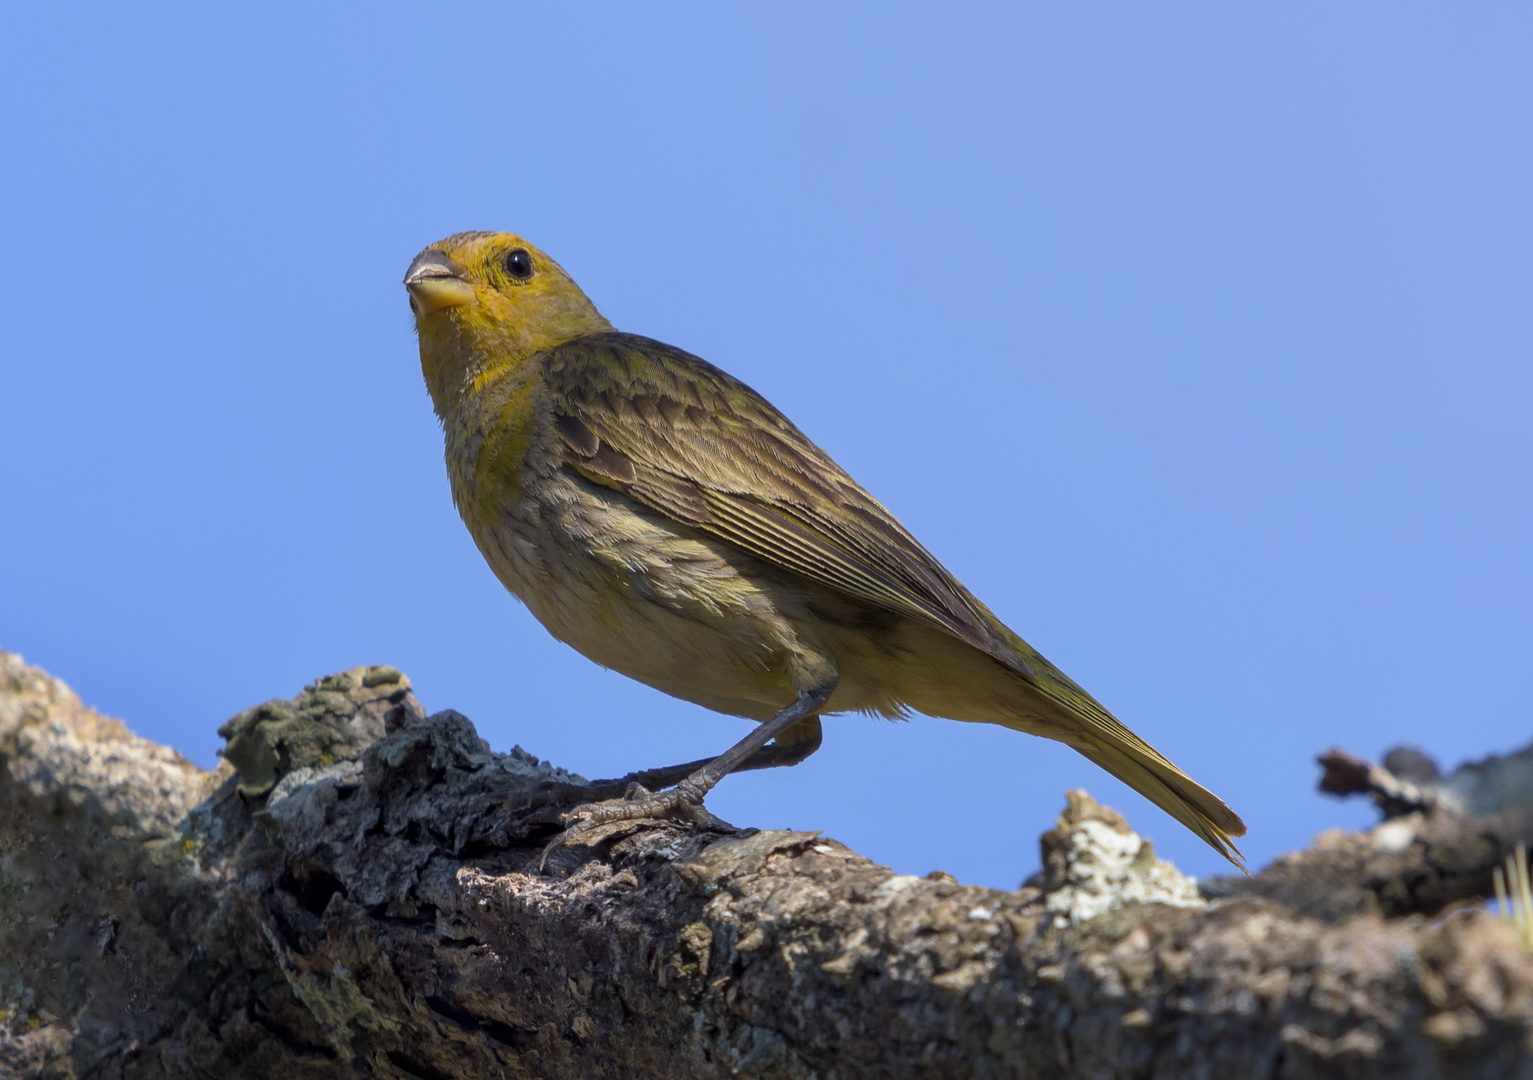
xmin=406 ymin=230 xmax=1246 ymax=867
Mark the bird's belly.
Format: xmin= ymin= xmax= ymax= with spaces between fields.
xmin=466 ymin=474 xmax=815 ymax=720
xmin=459 ymin=468 xmax=1024 ymax=726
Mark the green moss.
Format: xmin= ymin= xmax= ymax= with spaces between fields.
xmin=362 ymin=666 xmax=404 ymax=688
xmin=218 ymin=696 xmax=345 ymax=797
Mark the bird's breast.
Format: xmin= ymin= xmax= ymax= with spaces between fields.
xmin=454 ymin=445 xmax=813 ymax=718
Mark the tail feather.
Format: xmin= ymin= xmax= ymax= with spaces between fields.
xmin=1068 ymin=734 xmax=1247 ymax=871
xmin=894 ymin=610 xmax=1248 ymax=868
xmin=1002 ymin=635 xmax=1248 ymax=870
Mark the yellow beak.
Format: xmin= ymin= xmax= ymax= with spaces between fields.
xmin=404 ymin=250 xmax=476 ymax=316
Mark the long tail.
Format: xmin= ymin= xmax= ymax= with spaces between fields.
xmin=1064 ymin=722 xmax=1247 ymax=870
xmin=997 ymin=631 xmax=1248 ymax=870
xmin=890 ymin=603 xmax=1249 ymax=868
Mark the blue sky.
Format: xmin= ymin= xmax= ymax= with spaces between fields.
xmin=2 ymin=4 xmax=1529 ymax=887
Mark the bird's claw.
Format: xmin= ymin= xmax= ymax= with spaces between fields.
xmin=536 ymin=783 xmax=723 ymax=872
xmin=522 ymin=775 xmax=640 ymax=811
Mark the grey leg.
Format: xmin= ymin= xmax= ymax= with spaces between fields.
xmin=525 ymin=715 xmax=824 ymax=809
xmin=540 ymin=683 xmax=835 ymax=867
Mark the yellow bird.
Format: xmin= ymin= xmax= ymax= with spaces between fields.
xmin=405 ymin=231 xmax=1246 ymax=867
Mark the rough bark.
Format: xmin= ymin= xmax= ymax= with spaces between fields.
xmin=2 ymin=649 xmax=1531 ymax=1079
xmin=1214 ymin=744 xmax=1533 ymax=921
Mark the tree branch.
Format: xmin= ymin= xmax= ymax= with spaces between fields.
xmin=1229 ymin=743 xmax=1533 ymax=920
xmin=2 ymin=649 xmax=1530 ymax=1078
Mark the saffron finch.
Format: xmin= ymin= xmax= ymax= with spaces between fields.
xmin=405 ymin=231 xmax=1246 ymax=867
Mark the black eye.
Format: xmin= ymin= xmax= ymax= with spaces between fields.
xmin=504 ymin=248 xmax=534 ymax=280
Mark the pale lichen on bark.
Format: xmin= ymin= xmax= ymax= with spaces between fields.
xmin=2 ymin=648 xmax=1532 ymax=1078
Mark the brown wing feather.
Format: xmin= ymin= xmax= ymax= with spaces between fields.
xmin=543 ymin=333 xmax=1026 ymax=671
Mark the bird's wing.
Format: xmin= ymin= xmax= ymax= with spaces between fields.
xmin=539 ymin=333 xmax=1029 ymax=673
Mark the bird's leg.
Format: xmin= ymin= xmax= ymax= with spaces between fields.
xmin=539 ymin=683 xmax=835 ymax=867
xmin=733 ymin=714 xmax=824 ymax=771
xmin=524 ymin=715 xmax=823 ymax=808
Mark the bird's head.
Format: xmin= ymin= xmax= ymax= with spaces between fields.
xmin=405 ymin=231 xmax=612 ymax=416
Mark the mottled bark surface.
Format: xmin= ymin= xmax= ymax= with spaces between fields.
xmin=1213 ymin=803 xmax=1533 ymax=922
xmin=2 ymin=649 xmax=1531 ymax=1079
xmin=1221 ymin=745 xmax=1533 ymax=920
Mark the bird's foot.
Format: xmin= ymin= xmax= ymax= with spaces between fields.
xmin=521 ymin=756 xmax=713 ymax=812
xmin=538 ymin=777 xmax=726 ymax=871
xmin=522 ymin=777 xmax=630 ymax=810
